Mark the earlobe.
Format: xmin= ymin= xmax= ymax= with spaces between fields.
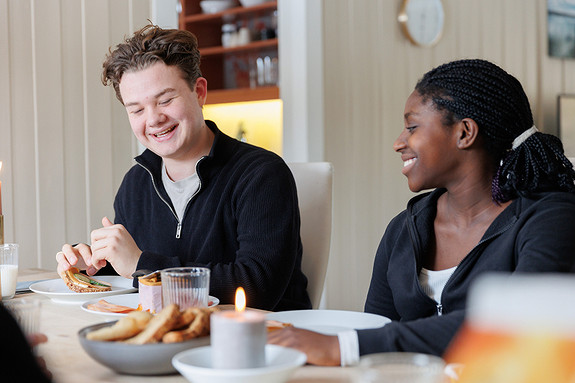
xmin=457 ymin=119 xmax=480 ymax=149
xmin=195 ymin=77 xmax=208 ymax=106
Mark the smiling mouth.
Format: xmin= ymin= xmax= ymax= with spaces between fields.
xmin=154 ymin=125 xmax=176 ymax=138
xmin=403 ymin=158 xmax=417 ymax=167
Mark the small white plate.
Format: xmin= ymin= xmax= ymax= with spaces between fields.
xmin=30 ymin=276 xmax=137 ymax=304
xmin=173 ymin=344 xmax=306 ymax=383
xmin=266 ymin=309 xmax=390 ymax=335
xmin=81 ymin=293 xmax=220 ymax=319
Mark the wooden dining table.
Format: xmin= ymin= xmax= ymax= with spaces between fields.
xmin=15 ymin=269 xmax=358 ymax=383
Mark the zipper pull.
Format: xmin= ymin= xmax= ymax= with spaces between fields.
xmin=436 ymin=304 xmax=443 ymax=316
xmin=176 ymin=222 xmax=182 ymax=239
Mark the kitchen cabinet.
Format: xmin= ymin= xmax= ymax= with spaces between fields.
xmin=179 ymin=1 xmax=279 ymax=104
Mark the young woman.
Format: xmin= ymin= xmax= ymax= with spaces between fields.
xmin=268 ymin=59 xmax=575 ymax=365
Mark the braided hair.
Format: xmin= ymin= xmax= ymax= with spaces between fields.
xmin=415 ymin=59 xmax=575 ymax=203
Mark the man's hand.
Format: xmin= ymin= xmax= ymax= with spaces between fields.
xmin=56 ymin=243 xmax=102 ymax=277
xmin=90 ymin=217 xmax=142 ymax=278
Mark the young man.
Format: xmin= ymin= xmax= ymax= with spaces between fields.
xmin=56 ymin=24 xmax=311 ymax=311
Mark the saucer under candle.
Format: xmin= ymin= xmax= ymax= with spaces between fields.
xmin=210 ymin=309 xmax=266 ymax=369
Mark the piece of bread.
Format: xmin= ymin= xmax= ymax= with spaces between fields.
xmin=162 ymin=308 xmax=211 ymax=343
xmin=124 ymin=304 xmax=181 ymax=344
xmin=86 ymin=311 xmax=152 ymax=341
xmin=62 ymin=267 xmax=112 ymax=293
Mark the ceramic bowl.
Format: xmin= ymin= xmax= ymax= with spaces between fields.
xmin=78 ymin=321 xmax=210 ymax=375
xmin=199 ymin=0 xmax=235 ymax=14
xmin=172 ymin=344 xmax=306 ymax=383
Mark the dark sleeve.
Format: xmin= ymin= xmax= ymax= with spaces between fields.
xmin=0 ymin=304 xmax=52 ymax=383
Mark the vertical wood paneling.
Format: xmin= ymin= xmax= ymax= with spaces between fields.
xmin=61 ymin=0 xmax=88 ymax=248
xmin=0 ymin=0 xmax=13 ymax=242
xmin=2 ymin=0 xmax=149 ymax=270
xmin=33 ymin=0 xmax=67 ymax=268
xmin=9 ymin=0 xmax=39 ymax=267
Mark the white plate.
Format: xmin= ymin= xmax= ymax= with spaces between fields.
xmin=266 ymin=309 xmax=390 ymax=335
xmin=81 ymin=293 xmax=220 ymax=319
xmin=173 ymin=344 xmax=306 ymax=383
xmin=30 ymin=276 xmax=137 ymax=304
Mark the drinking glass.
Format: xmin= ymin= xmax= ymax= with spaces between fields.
xmin=161 ymin=267 xmax=210 ymax=309
xmin=359 ymin=352 xmax=447 ymax=383
xmin=0 ymin=243 xmax=19 ymax=299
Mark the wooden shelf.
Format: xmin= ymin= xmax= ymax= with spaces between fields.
xmin=200 ymin=38 xmax=278 ymax=57
xmin=182 ymin=1 xmax=277 ymax=23
xmin=206 ymin=86 xmax=279 ymax=105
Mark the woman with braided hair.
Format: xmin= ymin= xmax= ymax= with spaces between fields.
xmin=268 ymin=59 xmax=575 ymax=365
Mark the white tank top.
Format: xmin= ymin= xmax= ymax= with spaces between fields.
xmin=419 ymin=266 xmax=457 ymax=303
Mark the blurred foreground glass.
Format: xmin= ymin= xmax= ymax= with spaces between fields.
xmin=359 ymin=352 xmax=448 ymax=383
xmin=444 ymin=273 xmax=575 ymax=383
xmin=161 ymin=267 xmax=210 ymax=309
xmin=4 ymin=298 xmax=41 ymax=336
xmin=1 ymin=243 xmax=19 ymax=299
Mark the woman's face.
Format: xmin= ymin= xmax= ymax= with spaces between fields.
xmin=393 ymin=91 xmax=460 ymax=192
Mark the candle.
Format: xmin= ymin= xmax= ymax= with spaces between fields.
xmin=210 ymin=287 xmax=266 ymax=369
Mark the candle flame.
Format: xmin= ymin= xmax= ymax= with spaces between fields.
xmin=235 ymin=287 xmax=246 ymax=312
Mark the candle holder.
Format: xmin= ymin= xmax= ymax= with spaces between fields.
xmin=0 ymin=214 xmax=4 ymax=245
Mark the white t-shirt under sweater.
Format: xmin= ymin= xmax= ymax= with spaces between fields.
xmin=338 ymin=266 xmax=457 ymax=366
xmin=161 ymin=162 xmax=200 ymax=222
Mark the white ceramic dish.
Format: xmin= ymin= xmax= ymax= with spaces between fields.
xmin=199 ymin=0 xmax=235 ymax=14
xmin=173 ymin=344 xmax=306 ymax=383
xmin=78 ymin=321 xmax=210 ymax=375
xmin=30 ymin=276 xmax=137 ymax=304
xmin=81 ymin=293 xmax=220 ymax=320
xmin=266 ymin=309 xmax=390 ymax=335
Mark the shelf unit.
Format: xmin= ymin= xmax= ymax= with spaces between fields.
xmin=179 ymin=1 xmax=279 ymax=104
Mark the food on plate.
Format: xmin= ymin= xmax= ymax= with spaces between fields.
xmin=138 ymin=271 xmax=163 ymax=314
xmin=86 ymin=299 xmax=137 ymax=314
xmin=62 ymin=267 xmax=112 ymax=293
xmin=85 ymin=304 xmax=218 ymax=344
xmin=87 ymin=311 xmax=153 ymax=341
xmin=162 ymin=307 xmax=210 ymax=343
xmin=266 ymin=319 xmax=293 ymax=332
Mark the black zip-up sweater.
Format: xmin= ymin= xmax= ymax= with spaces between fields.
xmin=113 ymin=121 xmax=311 ymax=311
xmin=358 ymin=188 xmax=575 ymax=356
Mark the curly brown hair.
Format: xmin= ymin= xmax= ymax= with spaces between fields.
xmin=102 ymin=24 xmax=202 ymax=104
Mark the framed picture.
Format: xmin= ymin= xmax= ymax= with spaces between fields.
xmin=558 ymin=94 xmax=575 ymax=157
xmin=548 ymin=0 xmax=575 ymax=58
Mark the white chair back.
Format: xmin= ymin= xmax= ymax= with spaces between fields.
xmin=288 ymin=162 xmax=333 ymax=309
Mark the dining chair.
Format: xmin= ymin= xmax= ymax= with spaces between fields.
xmin=288 ymin=162 xmax=334 ymax=309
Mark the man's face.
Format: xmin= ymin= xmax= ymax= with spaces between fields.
xmin=119 ymin=62 xmax=207 ymax=163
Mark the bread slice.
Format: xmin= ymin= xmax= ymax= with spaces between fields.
xmin=62 ymin=267 xmax=112 ymax=293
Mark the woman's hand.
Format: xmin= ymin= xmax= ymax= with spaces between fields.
xmin=267 ymin=326 xmax=341 ymax=366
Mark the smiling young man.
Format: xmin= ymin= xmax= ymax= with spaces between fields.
xmin=55 ymin=24 xmax=311 ymax=311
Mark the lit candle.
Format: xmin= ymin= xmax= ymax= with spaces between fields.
xmin=210 ymin=287 xmax=266 ymax=369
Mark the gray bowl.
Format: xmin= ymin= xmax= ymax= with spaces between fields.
xmin=78 ymin=321 xmax=210 ymax=375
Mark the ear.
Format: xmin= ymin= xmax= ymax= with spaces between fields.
xmin=194 ymin=77 xmax=208 ymax=107
xmin=455 ymin=118 xmax=480 ymax=149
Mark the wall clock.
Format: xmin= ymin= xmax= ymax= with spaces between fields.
xmin=398 ymin=0 xmax=445 ymax=47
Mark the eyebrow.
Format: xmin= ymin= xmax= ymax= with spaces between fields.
xmin=124 ymin=88 xmax=177 ymax=107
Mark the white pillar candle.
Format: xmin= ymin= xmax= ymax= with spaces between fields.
xmin=210 ymin=288 xmax=266 ymax=369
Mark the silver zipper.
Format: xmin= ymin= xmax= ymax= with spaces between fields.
xmin=436 ymin=304 xmax=443 ymax=316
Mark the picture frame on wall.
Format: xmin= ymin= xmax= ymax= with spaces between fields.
xmin=548 ymin=0 xmax=575 ymax=58
xmin=558 ymin=94 xmax=575 ymax=157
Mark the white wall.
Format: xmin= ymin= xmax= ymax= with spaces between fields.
xmin=316 ymin=0 xmax=575 ymax=311
xmin=0 ymin=0 xmax=150 ymax=269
